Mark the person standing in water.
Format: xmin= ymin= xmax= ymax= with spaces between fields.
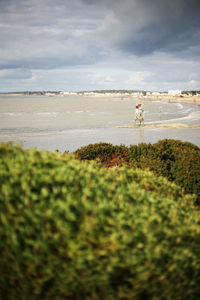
xmin=134 ymin=104 xmax=144 ymax=126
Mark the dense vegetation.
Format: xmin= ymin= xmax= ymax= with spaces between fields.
xmin=75 ymin=139 xmax=200 ymax=203
xmin=0 ymin=142 xmax=200 ymax=299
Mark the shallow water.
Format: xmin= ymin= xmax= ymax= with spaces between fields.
xmin=0 ymin=95 xmax=199 ymax=151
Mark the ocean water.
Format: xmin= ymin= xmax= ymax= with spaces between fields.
xmin=0 ymin=95 xmax=199 ymax=152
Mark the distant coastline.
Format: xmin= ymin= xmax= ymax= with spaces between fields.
xmin=1 ymin=90 xmax=200 ymax=105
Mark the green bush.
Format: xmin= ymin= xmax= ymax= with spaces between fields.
xmin=153 ymin=139 xmax=200 ymax=197
xmin=1 ymin=142 xmax=200 ymax=299
xmin=74 ymin=142 xmax=128 ymax=167
xmin=75 ymin=139 xmax=200 ymax=202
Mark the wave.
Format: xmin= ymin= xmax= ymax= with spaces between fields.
xmin=0 ymin=112 xmax=23 ymax=116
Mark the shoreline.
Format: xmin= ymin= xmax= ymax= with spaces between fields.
xmin=1 ymin=92 xmax=200 ymax=105
xmin=141 ymin=96 xmax=200 ymax=105
xmin=118 ymin=123 xmax=200 ymax=129
xmin=81 ymin=94 xmax=200 ymax=105
xmin=0 ymin=94 xmax=199 ymax=151
xmin=1 ymin=127 xmax=199 ymax=153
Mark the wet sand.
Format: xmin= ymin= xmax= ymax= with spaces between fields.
xmin=0 ymin=95 xmax=199 ymax=152
xmin=119 ymin=123 xmax=200 ymax=129
xmin=0 ymin=126 xmax=199 ymax=153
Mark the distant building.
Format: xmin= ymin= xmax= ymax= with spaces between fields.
xmin=168 ymin=90 xmax=182 ymax=96
xmin=83 ymin=92 xmax=95 ymax=95
xmin=131 ymin=92 xmax=140 ymax=97
xmin=60 ymin=92 xmax=69 ymax=95
xmin=61 ymin=91 xmax=78 ymax=95
xmin=45 ymin=92 xmax=55 ymax=96
xmin=152 ymin=92 xmax=161 ymax=96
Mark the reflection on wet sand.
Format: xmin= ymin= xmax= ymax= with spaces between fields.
xmin=134 ymin=128 xmax=144 ymax=144
xmin=118 ymin=123 xmax=200 ymax=129
xmin=159 ymin=105 xmax=163 ymax=121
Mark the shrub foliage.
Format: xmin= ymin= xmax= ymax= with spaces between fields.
xmin=0 ymin=142 xmax=200 ymax=299
xmin=75 ymin=139 xmax=200 ymax=202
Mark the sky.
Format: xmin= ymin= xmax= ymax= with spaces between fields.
xmin=0 ymin=0 xmax=200 ymax=92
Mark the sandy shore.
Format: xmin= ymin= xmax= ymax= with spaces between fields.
xmin=118 ymin=123 xmax=200 ymax=129
xmin=142 ymin=96 xmax=200 ymax=105
xmin=83 ymin=93 xmax=200 ymax=105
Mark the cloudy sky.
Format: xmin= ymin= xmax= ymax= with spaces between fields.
xmin=0 ymin=0 xmax=200 ymax=92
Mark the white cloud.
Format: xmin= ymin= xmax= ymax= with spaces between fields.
xmin=126 ymin=72 xmax=151 ymax=85
xmin=187 ymin=80 xmax=199 ymax=88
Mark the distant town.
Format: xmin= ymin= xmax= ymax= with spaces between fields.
xmin=1 ymin=89 xmax=200 ymax=99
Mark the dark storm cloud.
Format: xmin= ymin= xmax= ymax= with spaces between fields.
xmin=117 ymin=0 xmax=200 ymax=55
xmin=0 ymin=0 xmax=199 ymax=71
xmin=0 ymin=0 xmax=199 ymax=91
xmin=80 ymin=0 xmax=200 ymax=56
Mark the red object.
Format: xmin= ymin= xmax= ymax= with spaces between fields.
xmin=138 ymin=104 xmax=141 ymax=107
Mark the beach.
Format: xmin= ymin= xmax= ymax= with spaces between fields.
xmin=0 ymin=94 xmax=199 ymax=152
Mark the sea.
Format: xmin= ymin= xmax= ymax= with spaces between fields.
xmin=0 ymin=95 xmax=199 ymax=152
